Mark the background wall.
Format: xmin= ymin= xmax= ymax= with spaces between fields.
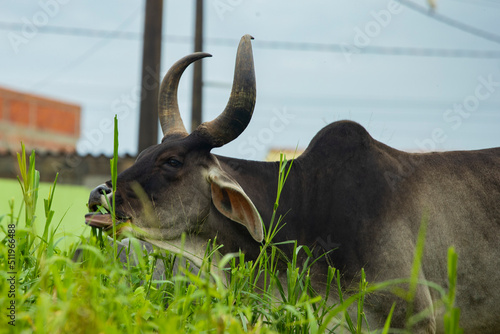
xmin=0 ymin=87 xmax=80 ymax=153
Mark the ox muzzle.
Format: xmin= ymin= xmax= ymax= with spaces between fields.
xmin=85 ymin=184 xmax=130 ymax=234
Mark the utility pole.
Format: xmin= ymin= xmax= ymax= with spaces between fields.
xmin=191 ymin=0 xmax=204 ymax=132
xmin=138 ymin=0 xmax=163 ymax=153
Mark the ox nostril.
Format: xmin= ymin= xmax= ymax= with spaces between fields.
xmin=88 ymin=184 xmax=112 ymax=211
xmin=99 ymin=184 xmax=112 ymax=195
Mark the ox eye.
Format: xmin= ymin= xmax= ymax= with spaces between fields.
xmin=166 ymin=158 xmax=183 ymax=168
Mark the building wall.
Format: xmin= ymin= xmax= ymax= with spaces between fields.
xmin=0 ymin=87 xmax=138 ymax=187
xmin=265 ymin=148 xmax=304 ymax=161
xmin=0 ymin=86 xmax=81 ymax=153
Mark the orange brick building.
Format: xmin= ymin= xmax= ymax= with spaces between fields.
xmin=0 ymin=86 xmax=81 ymax=153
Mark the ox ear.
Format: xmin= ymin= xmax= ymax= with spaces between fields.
xmin=208 ymin=169 xmax=264 ymax=243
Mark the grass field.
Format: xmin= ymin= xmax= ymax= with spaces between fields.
xmin=0 ymin=178 xmax=91 ymax=250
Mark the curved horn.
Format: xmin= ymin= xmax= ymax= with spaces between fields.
xmin=195 ymin=34 xmax=256 ymax=148
xmin=159 ymin=52 xmax=212 ymax=137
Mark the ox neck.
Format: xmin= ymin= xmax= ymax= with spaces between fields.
xmin=214 ymin=155 xmax=304 ymax=259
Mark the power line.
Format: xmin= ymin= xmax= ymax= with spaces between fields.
xmin=246 ymin=39 xmax=500 ymax=59
xmin=1 ymin=21 xmax=140 ymax=40
xmin=451 ymin=0 xmax=500 ymax=9
xmin=398 ymin=0 xmax=500 ymax=45
xmin=2 ymin=21 xmax=500 ymax=59
xmin=26 ymin=8 xmax=141 ymax=90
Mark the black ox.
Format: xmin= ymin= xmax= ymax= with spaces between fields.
xmin=85 ymin=35 xmax=500 ymax=333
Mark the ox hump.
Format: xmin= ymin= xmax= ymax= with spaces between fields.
xmin=303 ymin=120 xmax=373 ymax=157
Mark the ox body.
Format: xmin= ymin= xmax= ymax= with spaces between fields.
xmin=86 ymin=35 xmax=500 ymax=333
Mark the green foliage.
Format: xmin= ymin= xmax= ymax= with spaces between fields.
xmin=0 ymin=125 xmax=464 ymax=333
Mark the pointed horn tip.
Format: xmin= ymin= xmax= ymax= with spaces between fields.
xmin=242 ymin=34 xmax=254 ymax=41
xmin=194 ymin=52 xmax=212 ymax=58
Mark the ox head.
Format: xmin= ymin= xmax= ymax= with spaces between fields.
xmin=85 ymin=35 xmax=264 ymax=253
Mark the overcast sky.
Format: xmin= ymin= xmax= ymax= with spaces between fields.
xmin=1 ymin=0 xmax=499 ymax=159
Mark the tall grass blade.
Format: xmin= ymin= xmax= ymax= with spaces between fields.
xmin=381 ymin=303 xmax=396 ymax=334
xmin=444 ymin=247 xmax=463 ymax=334
xmin=110 ymin=115 xmax=119 ymax=259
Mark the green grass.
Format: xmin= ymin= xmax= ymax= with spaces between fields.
xmin=0 ymin=123 xmax=464 ymax=333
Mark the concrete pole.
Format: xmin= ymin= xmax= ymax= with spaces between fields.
xmin=191 ymin=0 xmax=204 ymax=132
xmin=138 ymin=0 xmax=163 ymax=153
